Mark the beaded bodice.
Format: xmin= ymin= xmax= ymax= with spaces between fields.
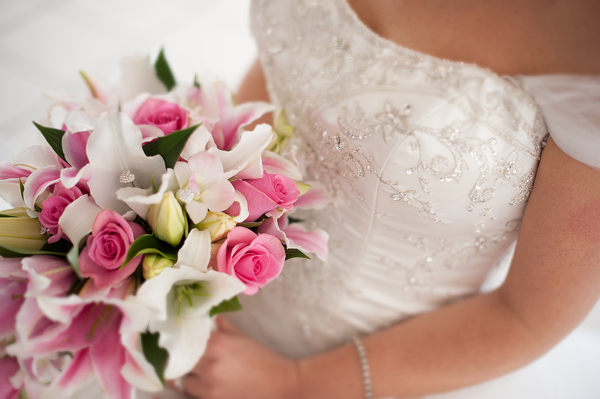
xmin=229 ymin=0 xmax=548 ymax=358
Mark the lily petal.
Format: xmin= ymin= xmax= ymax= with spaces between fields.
xmin=117 ymin=169 xmax=178 ymax=220
xmin=0 ymin=162 xmax=31 ymax=181
xmin=262 ymin=151 xmax=303 ymax=181
xmin=13 ymin=146 xmax=63 ymax=171
xmin=62 ymin=129 xmax=91 ymax=170
xmin=218 ymin=100 xmax=274 ymax=151
xmin=64 ymin=110 xmax=95 ymax=134
xmin=137 ymin=266 xmax=244 ymax=379
xmin=293 ymin=181 xmax=331 ymax=211
xmin=117 ymin=55 xmax=167 ymax=104
xmin=41 ymin=349 xmax=95 ymax=399
xmin=207 ymin=124 xmax=274 ymax=179
xmin=23 ymin=166 xmax=61 ymax=210
xmin=87 ymin=111 xmax=166 ymax=214
xmin=58 ymin=195 xmax=102 ymax=245
xmin=199 ymin=179 xmax=236 ymax=215
xmin=60 ymin=164 xmax=91 ymax=189
xmin=0 ymin=357 xmax=23 ymax=399
xmin=0 ymin=182 xmax=26 ymax=208
xmin=181 ymin=124 xmax=213 ymax=160
xmin=174 ymin=229 xmax=211 ymax=272
xmin=186 ymin=200 xmax=209 ymax=225
xmin=227 ymin=191 xmax=250 ymax=223
xmin=90 ymin=315 xmax=132 ymax=399
xmin=284 ymin=224 xmax=329 ymax=261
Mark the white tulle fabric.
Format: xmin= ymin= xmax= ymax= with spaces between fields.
xmin=520 ymin=75 xmax=600 ymax=170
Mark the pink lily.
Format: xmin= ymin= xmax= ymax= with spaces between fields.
xmin=183 ymin=79 xmax=273 ymax=151
xmin=261 ymin=150 xmax=303 ymax=181
xmin=293 ymin=181 xmax=332 ymax=211
xmin=282 ymin=223 xmax=329 ymax=261
xmin=10 ymin=256 xmax=75 ymax=356
xmin=0 ymin=146 xmax=63 ymax=208
xmin=0 ymin=258 xmax=27 ymax=342
xmin=23 ymin=166 xmax=61 ymax=211
xmin=258 ymin=214 xmax=330 ymax=261
xmin=207 ymin=123 xmax=275 ymax=179
xmin=0 ymin=356 xmax=21 ymax=399
xmin=14 ymin=279 xmax=161 ymax=399
xmin=10 ymin=355 xmax=66 ymax=399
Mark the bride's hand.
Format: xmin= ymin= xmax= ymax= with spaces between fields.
xmin=179 ymin=316 xmax=302 ymax=399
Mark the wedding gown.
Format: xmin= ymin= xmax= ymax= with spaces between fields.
xmin=221 ymin=0 xmax=600 ymax=398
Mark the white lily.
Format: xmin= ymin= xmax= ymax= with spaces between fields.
xmin=173 ymin=153 xmax=235 ymax=224
xmin=135 ymin=229 xmax=245 ymax=379
xmin=86 ymin=111 xmax=166 ymax=215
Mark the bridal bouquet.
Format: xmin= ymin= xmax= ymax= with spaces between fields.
xmin=0 ymin=50 xmax=328 ymax=399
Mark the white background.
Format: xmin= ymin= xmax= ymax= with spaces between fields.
xmin=0 ymin=0 xmax=254 ymax=166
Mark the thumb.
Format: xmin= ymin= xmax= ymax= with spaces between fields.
xmin=216 ymin=315 xmax=244 ymax=334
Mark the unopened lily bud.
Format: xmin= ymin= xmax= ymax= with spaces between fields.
xmin=0 ymin=209 xmax=47 ymax=250
xmin=142 ymin=254 xmax=174 ymax=280
xmin=148 ymin=191 xmax=186 ymax=246
xmin=196 ymin=211 xmax=236 ymax=242
xmin=268 ymin=109 xmax=295 ymax=154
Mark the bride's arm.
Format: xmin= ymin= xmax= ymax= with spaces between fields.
xmin=298 ymin=136 xmax=600 ymax=398
xmin=235 ymin=59 xmax=273 ymax=126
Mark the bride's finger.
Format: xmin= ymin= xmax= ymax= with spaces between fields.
xmin=215 ymin=315 xmax=243 ymax=334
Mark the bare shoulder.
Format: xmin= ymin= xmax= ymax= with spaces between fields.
xmin=346 ymin=0 xmax=600 ymax=75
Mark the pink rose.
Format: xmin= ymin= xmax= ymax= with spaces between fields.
xmin=133 ymin=98 xmax=189 ymax=135
xmin=80 ymin=210 xmax=146 ymax=288
xmin=231 ymin=172 xmax=300 ymax=222
xmin=39 ymin=183 xmax=88 ymax=243
xmin=216 ymin=227 xmax=285 ymax=295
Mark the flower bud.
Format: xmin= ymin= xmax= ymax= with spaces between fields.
xmin=142 ymin=254 xmax=175 ymax=280
xmin=148 ymin=191 xmax=187 ymax=246
xmin=0 ymin=209 xmax=48 ymax=250
xmin=268 ymin=109 xmax=295 ymax=154
xmin=195 ymin=211 xmax=237 ymax=242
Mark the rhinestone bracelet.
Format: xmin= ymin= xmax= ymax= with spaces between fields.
xmin=352 ymin=336 xmax=373 ymax=399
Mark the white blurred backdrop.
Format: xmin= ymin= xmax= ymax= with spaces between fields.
xmin=0 ymin=0 xmax=254 ymax=170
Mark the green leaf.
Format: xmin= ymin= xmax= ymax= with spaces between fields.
xmin=122 ymin=234 xmax=178 ymax=269
xmin=19 ymin=179 xmax=25 ymax=201
xmin=0 ymin=214 xmax=16 ymax=218
xmin=143 ymin=124 xmax=199 ymax=169
xmin=41 ymin=239 xmax=71 ymax=255
xmin=237 ymin=221 xmax=263 ymax=229
xmin=285 ymin=248 xmax=310 ymax=261
xmin=287 ymin=217 xmax=305 ymax=224
xmin=66 ymin=236 xmax=87 ymax=279
xmin=0 ymin=243 xmax=68 ymax=258
xmin=193 ymin=73 xmax=200 ymax=89
xmin=141 ymin=331 xmax=169 ymax=385
xmin=154 ymin=48 xmax=176 ymax=91
xmin=67 ymin=277 xmax=88 ymax=296
xmin=33 ymin=122 xmax=67 ymax=163
xmin=209 ymin=296 xmax=243 ymax=317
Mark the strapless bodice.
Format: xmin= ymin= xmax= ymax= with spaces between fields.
xmin=228 ymin=0 xmax=548 ymax=359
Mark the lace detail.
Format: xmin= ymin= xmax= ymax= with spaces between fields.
xmin=244 ymin=0 xmax=549 ymax=355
